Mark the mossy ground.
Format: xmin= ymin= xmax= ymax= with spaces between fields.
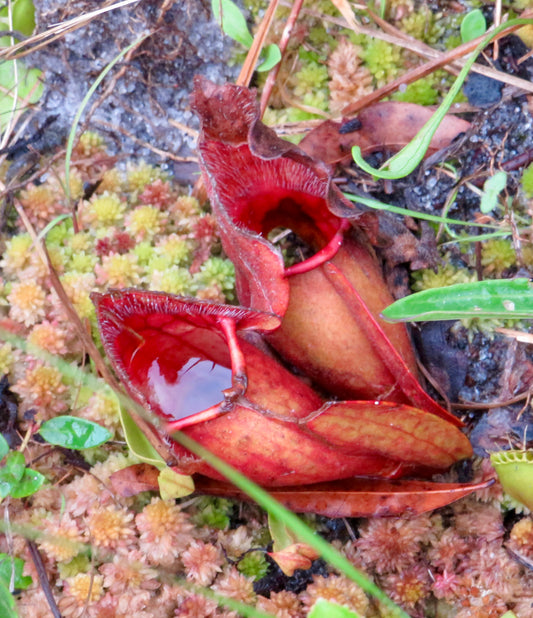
xmin=3 ymin=0 xmax=533 ymax=616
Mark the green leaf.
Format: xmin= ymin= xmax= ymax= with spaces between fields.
xmin=0 ymin=554 xmax=32 ymax=591
xmin=268 ymin=511 xmax=300 ymax=552
xmin=0 ymin=473 xmax=14 ymax=499
xmin=9 ymin=467 xmax=45 ymax=499
xmin=3 ymin=452 xmax=25 ymax=483
xmin=351 ymin=17 xmax=532 ymax=180
xmin=118 ymin=406 xmax=166 ymax=469
xmin=257 ymin=44 xmax=281 ymax=72
xmin=382 ymin=278 xmax=533 ymax=322
xmin=39 ymin=416 xmax=112 ymax=449
xmin=157 ymin=467 xmax=195 ymax=500
xmin=0 ymin=61 xmax=43 ymax=133
xmin=308 ymin=599 xmax=361 ymax=618
xmin=344 ymin=192 xmax=500 ymax=230
xmin=461 ymin=9 xmax=487 ymax=43
xmin=480 ymin=171 xmax=507 ymax=214
xmin=0 ymin=435 xmax=9 ymax=462
xmin=0 ymin=0 xmax=36 ymax=36
xmin=211 ymin=0 xmax=253 ymax=48
xmin=0 ymin=579 xmax=17 ymax=618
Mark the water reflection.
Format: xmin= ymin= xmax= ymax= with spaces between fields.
xmin=147 ymin=357 xmax=233 ymax=421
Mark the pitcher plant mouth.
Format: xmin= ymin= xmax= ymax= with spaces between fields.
xmin=190 ymin=75 xmax=356 ymax=316
xmin=93 ymin=289 xmax=472 ymax=489
xmin=92 ymin=289 xmax=281 ymax=430
xmin=190 ymin=77 xmax=464 ymax=420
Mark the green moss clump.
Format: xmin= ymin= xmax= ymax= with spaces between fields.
xmin=191 ymin=497 xmax=234 ymax=530
xmin=359 ymin=38 xmax=403 ymax=85
xmin=57 ymin=554 xmax=90 ymax=579
xmin=400 ymin=6 xmax=440 ymax=44
xmin=521 ymin=162 xmax=533 ymax=198
xmin=392 ymin=78 xmax=439 ymax=105
xmin=412 ymin=262 xmax=475 ymax=292
xmin=194 ymin=257 xmax=236 ymax=301
xmin=481 ymin=238 xmax=517 ymax=275
xmin=237 ymin=551 xmax=269 ymax=580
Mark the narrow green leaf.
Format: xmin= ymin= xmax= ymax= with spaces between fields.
xmin=39 ymin=416 xmax=112 ymax=449
xmin=257 ymin=44 xmax=282 ymax=72
xmin=351 ymin=17 xmax=533 ymax=180
xmin=381 ymin=278 xmax=533 ymax=322
xmin=118 ymin=406 xmax=166 ymax=469
xmin=0 ymin=554 xmax=32 ymax=591
xmin=211 ymin=0 xmax=254 ymax=48
xmin=309 ymin=599 xmax=361 ymax=618
xmin=344 ymin=192 xmax=500 ymax=230
xmin=9 ymin=468 xmax=45 ymax=499
xmin=3 ymin=452 xmax=25 ymax=483
xmin=64 ymin=34 xmax=149 ymax=203
xmin=0 ymin=435 xmax=9 ymax=462
xmin=461 ymin=9 xmax=487 ymax=43
xmin=480 ymin=171 xmax=507 ymax=214
xmin=0 ymin=579 xmax=17 ymax=618
xmin=268 ymin=512 xmax=300 ymax=552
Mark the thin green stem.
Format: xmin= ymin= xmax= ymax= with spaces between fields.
xmin=64 ymin=32 xmax=149 ymax=203
xmin=351 ymin=17 xmax=533 ymax=179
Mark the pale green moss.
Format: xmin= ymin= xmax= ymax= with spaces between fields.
xmin=77 ymin=131 xmax=106 ymax=157
xmin=132 ymin=241 xmax=155 ymax=265
xmin=359 ymin=39 xmax=403 ymax=85
xmin=194 ymin=257 xmax=236 ymax=301
xmin=191 ymin=496 xmax=233 ymax=530
xmin=392 ymin=78 xmax=439 ymax=105
xmin=149 ymin=266 xmax=194 ymax=295
xmin=57 ymin=554 xmax=90 ymax=579
xmin=481 ymin=238 xmax=516 ymax=275
xmin=125 ymin=161 xmax=167 ymax=193
xmin=521 ymin=162 xmax=533 ymax=198
xmin=85 ymin=192 xmax=126 ymax=227
xmin=412 ymin=263 xmax=475 ymax=292
xmin=46 ymin=220 xmax=73 ymax=247
xmin=1 ymin=234 xmax=33 ymax=274
xmin=400 ymin=6 xmax=441 ymax=44
xmin=68 ymin=252 xmax=98 ymax=274
xmin=155 ymin=235 xmax=193 ymax=266
xmin=237 ymin=551 xmax=269 ymax=580
xmin=0 ymin=343 xmax=14 ymax=376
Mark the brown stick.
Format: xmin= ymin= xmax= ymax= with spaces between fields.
xmin=260 ymin=0 xmax=305 ymax=116
xmin=236 ymin=0 xmax=280 ymax=87
xmin=341 ymin=22 xmax=526 ymax=116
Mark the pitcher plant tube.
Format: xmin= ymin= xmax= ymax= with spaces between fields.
xmin=189 ymin=76 xmax=457 ymax=420
xmin=94 ymin=290 xmax=472 ymax=490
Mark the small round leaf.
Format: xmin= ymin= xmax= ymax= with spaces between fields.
xmin=39 ymin=416 xmax=112 ymax=449
xmin=0 ymin=579 xmax=17 ymax=618
xmin=9 ymin=468 xmax=45 ymax=499
xmin=0 ymin=435 xmax=8 ymax=462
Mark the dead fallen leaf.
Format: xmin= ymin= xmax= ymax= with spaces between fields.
xmin=299 ymin=101 xmax=470 ymax=166
xmin=268 ymin=543 xmax=320 ymax=576
xmin=193 ymin=476 xmax=493 ymax=518
xmin=109 ymin=463 xmax=160 ymax=497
